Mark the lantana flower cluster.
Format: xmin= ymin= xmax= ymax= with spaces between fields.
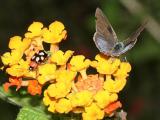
xmin=1 ymin=21 xmax=131 ymax=120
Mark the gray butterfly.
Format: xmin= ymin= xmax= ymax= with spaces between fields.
xmin=93 ymin=8 xmax=147 ymax=57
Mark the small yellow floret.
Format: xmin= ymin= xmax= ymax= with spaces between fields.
xmin=1 ymin=50 xmax=23 ymax=66
xmin=25 ymin=22 xmax=43 ymax=38
xmin=70 ymin=55 xmax=91 ymax=72
xmin=103 ymin=75 xmax=127 ymax=93
xmin=94 ymin=90 xmax=118 ymax=109
xmin=50 ymin=50 xmax=74 ymax=65
xmin=9 ymin=36 xmax=31 ymax=51
xmin=6 ymin=59 xmax=29 ymax=77
xmin=48 ymin=101 xmax=56 ymax=113
xmin=47 ymin=82 xmax=72 ymax=99
xmin=2 ymin=36 xmax=31 ymax=66
xmin=114 ymin=62 xmax=131 ymax=78
xmin=43 ymin=91 xmax=56 ymax=113
xmin=82 ymin=103 xmax=104 ymax=120
xmin=91 ymin=54 xmax=120 ymax=74
xmin=55 ymin=70 xmax=76 ymax=83
xmin=42 ymin=21 xmax=67 ymax=44
xmin=43 ymin=90 xmax=52 ymax=106
xmin=38 ymin=64 xmax=56 ymax=84
xmin=55 ymin=98 xmax=72 ymax=113
xmin=69 ymin=90 xmax=93 ymax=107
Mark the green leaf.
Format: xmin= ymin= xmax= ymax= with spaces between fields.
xmin=0 ymin=85 xmax=59 ymax=120
xmin=16 ymin=107 xmax=83 ymax=120
xmin=0 ymin=85 xmax=21 ymax=106
xmin=0 ymin=86 xmax=44 ymax=109
xmin=16 ymin=107 xmax=50 ymax=120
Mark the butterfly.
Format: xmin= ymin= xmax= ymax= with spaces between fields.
xmin=93 ymin=8 xmax=147 ymax=57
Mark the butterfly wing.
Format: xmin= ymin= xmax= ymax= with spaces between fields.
xmin=93 ymin=8 xmax=118 ymax=55
xmin=111 ymin=21 xmax=147 ymax=56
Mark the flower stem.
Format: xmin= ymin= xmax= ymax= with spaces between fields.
xmin=99 ymin=74 xmax=104 ymax=81
xmin=50 ymin=44 xmax=59 ymax=53
xmin=79 ymin=69 xmax=87 ymax=79
xmin=106 ymin=75 xmax=111 ymax=81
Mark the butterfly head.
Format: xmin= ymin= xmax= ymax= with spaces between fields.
xmin=113 ymin=42 xmax=124 ymax=52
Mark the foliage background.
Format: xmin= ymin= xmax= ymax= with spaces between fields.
xmin=0 ymin=0 xmax=160 ymax=120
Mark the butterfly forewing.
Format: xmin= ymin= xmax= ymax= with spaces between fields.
xmin=94 ymin=8 xmax=118 ymax=55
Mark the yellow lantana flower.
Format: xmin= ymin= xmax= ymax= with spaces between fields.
xmin=43 ymin=90 xmax=52 ymax=106
xmin=9 ymin=36 xmax=31 ymax=51
xmin=69 ymin=55 xmax=91 ymax=72
xmin=1 ymin=50 xmax=23 ymax=66
xmin=47 ymin=70 xmax=76 ymax=99
xmin=43 ymin=90 xmax=57 ymax=113
xmin=69 ymin=90 xmax=93 ymax=107
xmin=24 ymin=71 xmax=36 ymax=79
xmin=103 ymin=75 xmax=127 ymax=93
xmin=6 ymin=59 xmax=29 ymax=77
xmin=82 ymin=103 xmax=104 ymax=120
xmin=25 ymin=22 xmax=43 ymax=38
xmin=50 ymin=50 xmax=74 ymax=65
xmin=94 ymin=90 xmax=118 ymax=109
xmin=91 ymin=54 xmax=120 ymax=74
xmin=114 ymin=62 xmax=131 ymax=78
xmin=38 ymin=64 xmax=56 ymax=84
xmin=2 ymin=36 xmax=31 ymax=66
xmin=48 ymin=101 xmax=56 ymax=113
xmin=55 ymin=70 xmax=76 ymax=83
xmin=42 ymin=21 xmax=67 ymax=44
xmin=55 ymin=98 xmax=72 ymax=113
xmin=47 ymin=82 xmax=72 ymax=99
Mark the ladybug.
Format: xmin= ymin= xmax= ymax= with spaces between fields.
xmin=29 ymin=50 xmax=48 ymax=70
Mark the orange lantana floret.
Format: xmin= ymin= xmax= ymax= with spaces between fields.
xmin=3 ymin=77 xmax=22 ymax=92
xmin=104 ymin=101 xmax=122 ymax=115
xmin=27 ymin=80 xmax=42 ymax=95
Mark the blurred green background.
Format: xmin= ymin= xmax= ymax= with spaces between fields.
xmin=0 ymin=0 xmax=160 ymax=120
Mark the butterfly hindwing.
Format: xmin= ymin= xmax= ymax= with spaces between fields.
xmin=113 ymin=21 xmax=147 ymax=56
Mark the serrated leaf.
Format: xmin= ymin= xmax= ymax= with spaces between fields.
xmin=16 ymin=107 xmax=50 ymax=120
